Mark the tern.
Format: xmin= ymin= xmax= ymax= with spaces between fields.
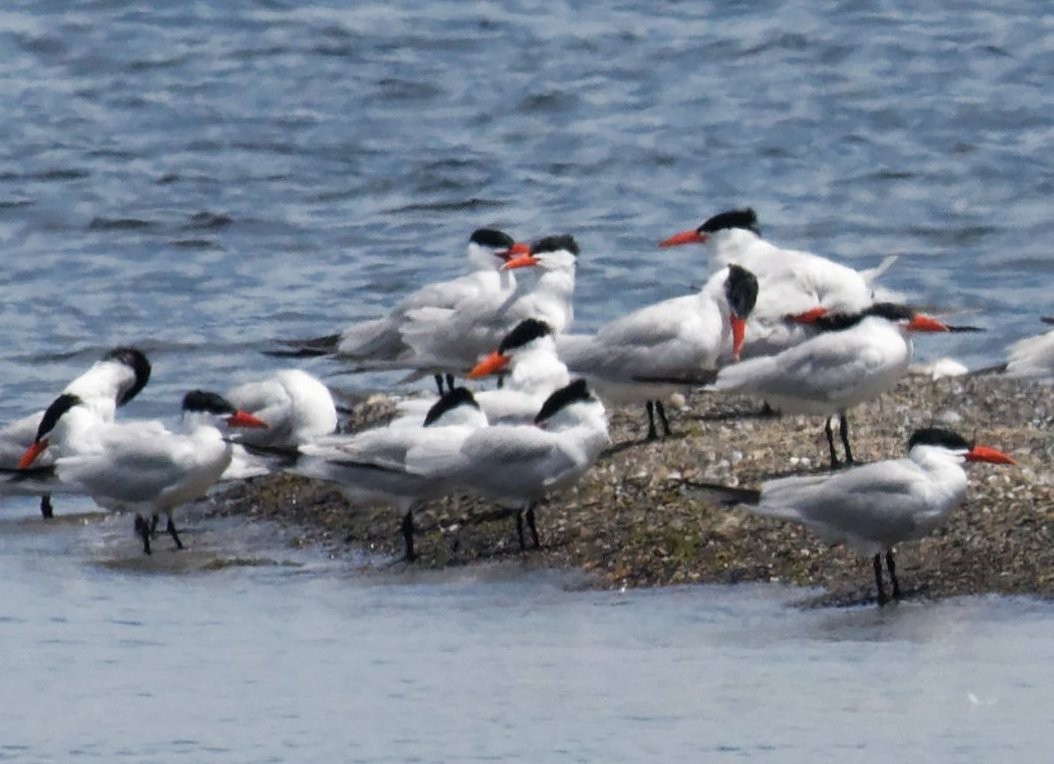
xmin=710 ymin=303 xmax=954 ymax=466
xmin=273 ymin=387 xmax=488 ymax=561
xmin=0 ymin=347 xmax=151 ymax=517
xmin=660 ymin=208 xmax=897 ymax=357
xmin=395 ymin=318 xmax=569 ymax=426
xmin=691 ymin=428 xmax=1015 ymax=604
xmin=557 ymin=264 xmax=758 ymax=440
xmin=1002 ymin=317 xmax=1054 ymax=383
xmin=220 ymin=368 xmax=340 ymax=481
xmin=415 ymin=379 xmax=609 ymax=550
xmin=18 ymin=390 xmax=268 ymax=554
xmin=396 ymin=234 xmax=579 ymax=383
xmin=273 ymin=228 xmax=528 ymax=394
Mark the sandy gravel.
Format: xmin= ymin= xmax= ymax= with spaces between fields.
xmin=211 ymin=372 xmax=1054 ymax=606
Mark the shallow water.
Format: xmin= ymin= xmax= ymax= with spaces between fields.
xmin=2 ymin=1 xmax=1054 ymax=760
xmin=2 ymin=502 xmax=1054 ymax=762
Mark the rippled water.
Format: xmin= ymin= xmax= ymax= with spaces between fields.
xmin=2 ymin=1 xmax=1054 ymax=760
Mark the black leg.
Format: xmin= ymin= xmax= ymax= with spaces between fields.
xmin=825 ymin=418 xmax=840 ymax=468
xmin=839 ymin=413 xmax=854 ymax=465
xmin=655 ymin=400 xmax=672 ymax=437
xmin=166 ymin=517 xmax=184 ymax=550
xmin=645 ymin=401 xmax=659 ymax=441
xmin=401 ymin=510 xmax=416 ymax=561
xmin=515 ymin=509 xmax=526 ymax=550
xmin=873 ymin=553 xmax=887 ymax=605
xmin=135 ymin=514 xmax=152 ymax=555
xmin=40 ymin=494 xmax=54 ymax=519
xmin=759 ymin=401 xmax=779 ymax=418
xmin=149 ymin=513 xmax=160 ymax=536
xmin=526 ymin=503 xmax=540 ymax=549
xmin=496 ymin=374 xmax=505 ymax=390
xmin=445 ymin=373 xmax=456 ymax=392
xmin=434 ymin=374 xmax=445 ymax=396
xmin=885 ymin=548 xmax=901 ymax=599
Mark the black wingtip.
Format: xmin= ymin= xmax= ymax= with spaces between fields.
xmin=262 ymin=347 xmax=332 ymax=359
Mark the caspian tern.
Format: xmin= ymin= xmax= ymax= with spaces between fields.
xmin=275 ymin=387 xmax=488 ymax=560
xmin=556 ymin=264 xmax=758 ymax=440
xmin=413 ymin=379 xmax=609 ymax=550
xmin=0 ymin=347 xmax=151 ymax=516
xmin=274 ymin=228 xmax=528 ymax=394
xmin=225 ymin=368 xmax=338 ymax=447
xmin=394 ymin=318 xmax=570 ymax=426
xmin=220 ymin=368 xmax=340 ymax=482
xmin=709 ymin=303 xmax=953 ymax=466
xmin=691 ymin=428 xmax=1015 ymax=604
xmin=1002 ymin=317 xmax=1054 ymax=383
xmin=660 ymin=208 xmax=897 ymax=357
xmin=17 ymin=390 xmax=268 ymax=554
xmin=396 ymin=234 xmax=579 ymax=383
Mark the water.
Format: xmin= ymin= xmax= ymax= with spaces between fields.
xmin=2 ymin=1 xmax=1054 ymax=760
xmin=3 ymin=507 xmax=1054 ymax=762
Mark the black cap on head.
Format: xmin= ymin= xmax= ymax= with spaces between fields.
xmin=470 ymin=228 xmax=515 ymax=249
xmin=535 ymin=379 xmax=593 ymax=424
xmin=907 ymin=427 xmax=972 ymax=452
xmin=499 ymin=319 xmax=553 ymax=355
xmin=724 ymin=264 xmax=758 ymax=319
xmin=423 ymin=387 xmax=479 ymax=427
xmin=34 ymin=393 xmax=82 ymax=443
xmin=530 ymin=234 xmax=579 ymax=257
xmin=103 ymin=347 xmax=151 ymax=406
xmin=182 ymin=390 xmax=236 ymax=416
xmin=699 ymin=208 xmax=759 ymax=235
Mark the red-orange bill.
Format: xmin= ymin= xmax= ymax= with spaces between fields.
xmin=730 ymin=316 xmax=747 ymax=360
xmin=966 ymin=445 xmax=1015 ymax=465
xmin=658 ymin=229 xmax=706 ymax=248
xmin=788 ymin=307 xmax=828 ymax=324
xmin=468 ymin=351 xmax=509 ymax=379
xmin=227 ymin=411 xmax=269 ymax=429
xmin=501 ymin=254 xmax=540 ymax=271
xmin=503 ymin=242 xmax=530 ymax=259
xmin=18 ymin=440 xmax=48 ymax=470
xmin=907 ymin=314 xmax=949 ymax=332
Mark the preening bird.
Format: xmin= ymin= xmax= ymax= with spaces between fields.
xmin=0 ymin=347 xmax=152 ymax=516
xmin=660 ymin=208 xmax=897 ymax=357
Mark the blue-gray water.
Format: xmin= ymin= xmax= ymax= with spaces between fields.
xmin=2 ymin=1 xmax=1053 ymax=761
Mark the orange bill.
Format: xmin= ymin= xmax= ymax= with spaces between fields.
xmin=906 ymin=314 xmax=949 ymax=332
xmin=658 ymin=229 xmax=706 ymax=248
xmin=788 ymin=306 xmax=828 ymax=324
xmin=18 ymin=439 xmax=48 ymax=470
xmin=226 ymin=411 xmax=269 ymax=428
xmin=468 ymin=351 xmax=510 ymax=379
xmin=730 ymin=316 xmax=747 ymax=360
xmin=503 ymin=241 xmax=531 ymax=259
xmin=501 ymin=254 xmax=540 ymax=271
xmin=965 ymin=445 xmax=1015 ymax=465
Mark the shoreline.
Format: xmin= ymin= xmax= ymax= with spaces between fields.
xmin=211 ymin=372 xmax=1054 ymax=606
